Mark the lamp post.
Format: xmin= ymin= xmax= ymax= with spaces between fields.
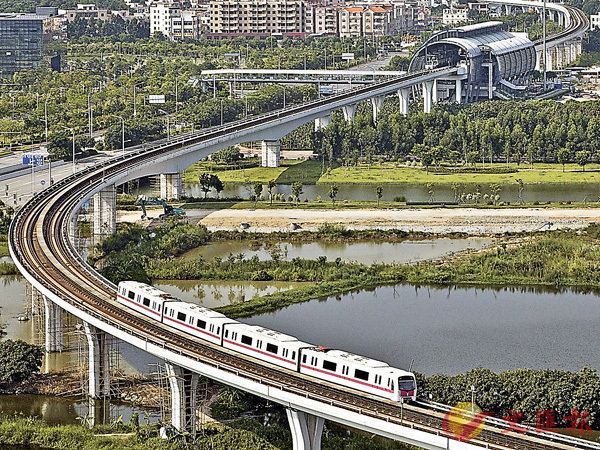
xmin=158 ymin=109 xmax=170 ymax=141
xmin=220 ymin=99 xmax=224 ymax=126
xmin=111 ymin=114 xmax=125 ymax=154
xmin=470 ymin=385 xmax=476 ymax=413
xmin=61 ymin=126 xmax=76 ymax=173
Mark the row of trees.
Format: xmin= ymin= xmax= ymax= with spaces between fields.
xmin=282 ymin=99 xmax=600 ymax=167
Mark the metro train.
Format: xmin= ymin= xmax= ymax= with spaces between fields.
xmin=117 ymin=281 xmax=417 ymax=402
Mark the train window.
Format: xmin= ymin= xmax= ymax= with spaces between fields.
xmin=127 ymin=291 xmax=135 ymax=300
xmin=354 ymin=369 xmax=369 ymax=381
xmin=292 ymin=351 xmax=295 ymax=359
xmin=323 ymin=360 xmax=337 ymax=372
xmin=158 ymin=305 xmax=161 ymax=312
xmin=197 ymin=319 xmax=206 ymax=329
xmin=152 ymin=302 xmax=156 ymax=309
xmin=216 ymin=327 xmax=220 ymax=334
xmin=143 ymin=298 xmax=150 ymax=307
xmin=225 ymin=330 xmax=229 ymax=338
xmin=241 ymin=335 xmax=252 ymax=345
xmin=177 ymin=312 xmax=186 ymax=322
xmin=302 ymin=355 xmax=307 ymax=363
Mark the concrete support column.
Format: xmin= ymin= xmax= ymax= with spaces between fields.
xmin=455 ymin=79 xmax=463 ymax=103
xmin=314 ymin=114 xmax=332 ymax=131
xmin=43 ymin=296 xmax=64 ymax=353
xmin=287 ymin=409 xmax=324 ymax=450
xmin=83 ymin=322 xmax=111 ymax=399
xmin=397 ymin=88 xmax=410 ymax=115
xmin=431 ymin=79 xmax=438 ymax=104
xmin=370 ymin=96 xmax=384 ymax=124
xmin=261 ymin=140 xmax=281 ymax=168
xmin=166 ymin=362 xmax=199 ymax=436
xmin=545 ymin=49 xmax=554 ymax=72
xmin=93 ymin=185 xmax=116 ymax=236
xmin=422 ymin=81 xmax=434 ymax=114
xmin=342 ymin=104 xmax=356 ymax=121
xmin=159 ymin=173 xmax=183 ymax=200
xmin=535 ymin=49 xmax=543 ymax=71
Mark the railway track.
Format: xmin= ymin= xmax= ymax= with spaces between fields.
xmin=10 ymin=72 xmax=600 ymax=450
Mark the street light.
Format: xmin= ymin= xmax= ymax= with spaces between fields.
xmin=470 ymin=385 xmax=476 ymax=413
xmin=61 ymin=126 xmax=76 ymax=173
xmin=220 ymin=99 xmax=224 ymax=126
xmin=111 ymin=114 xmax=125 ymax=154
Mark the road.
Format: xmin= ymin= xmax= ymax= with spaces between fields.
xmin=116 ymin=207 xmax=600 ymax=234
xmin=1 ymin=152 xmax=120 ymax=207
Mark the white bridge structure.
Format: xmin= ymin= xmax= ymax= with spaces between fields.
xmin=10 ymin=4 xmax=595 ymax=449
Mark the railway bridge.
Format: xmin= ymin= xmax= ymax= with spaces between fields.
xmin=10 ymin=65 xmax=600 ymax=449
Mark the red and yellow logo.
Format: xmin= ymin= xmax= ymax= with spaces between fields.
xmin=442 ymin=402 xmax=487 ymax=442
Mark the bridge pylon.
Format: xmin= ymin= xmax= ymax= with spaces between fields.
xmin=43 ymin=295 xmax=64 ymax=354
xmin=261 ymin=140 xmax=281 ymax=168
xmin=165 ymin=362 xmax=199 ymax=436
xmin=159 ymin=172 xmax=183 ymax=200
xmin=83 ymin=322 xmax=112 ymax=399
xmin=93 ymin=185 xmax=116 ymax=236
xmin=287 ymin=409 xmax=324 ymax=450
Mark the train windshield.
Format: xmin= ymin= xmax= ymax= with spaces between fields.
xmin=398 ymin=376 xmax=416 ymax=391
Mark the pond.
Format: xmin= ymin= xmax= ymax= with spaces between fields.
xmin=244 ymin=284 xmax=600 ymax=375
xmin=0 ymin=394 xmax=159 ymax=426
xmin=184 ymin=181 xmax=600 ymax=204
xmin=180 ymin=237 xmax=495 ymax=265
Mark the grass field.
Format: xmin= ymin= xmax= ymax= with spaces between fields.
xmin=185 ymin=161 xmax=600 ymax=186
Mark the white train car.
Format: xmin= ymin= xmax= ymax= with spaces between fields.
xmin=223 ymin=323 xmax=314 ymax=371
xmin=162 ymin=302 xmax=236 ymax=345
xmin=299 ymin=348 xmax=417 ymax=402
xmin=117 ymin=281 xmax=180 ymax=320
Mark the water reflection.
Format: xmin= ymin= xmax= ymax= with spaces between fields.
xmin=245 ymin=284 xmax=600 ymax=375
xmin=181 ymin=238 xmax=494 ymax=265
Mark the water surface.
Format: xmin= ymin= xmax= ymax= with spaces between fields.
xmin=245 ymin=284 xmax=600 ymax=375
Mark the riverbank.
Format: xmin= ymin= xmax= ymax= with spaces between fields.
xmin=184 ymin=160 xmax=600 ymax=185
xmin=191 ymin=207 xmax=600 ymax=234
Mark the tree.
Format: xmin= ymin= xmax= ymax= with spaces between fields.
xmin=199 ymin=173 xmax=213 ymax=198
xmin=267 ymin=180 xmax=277 ymax=205
xmin=329 ymin=184 xmax=339 ymax=205
xmin=489 ymin=184 xmax=501 ymax=205
xmin=253 ymin=183 xmax=263 ymax=203
xmin=575 ymin=150 xmax=590 ymax=172
xmin=291 ymin=181 xmax=303 ymax=205
xmin=210 ymin=174 xmax=224 ymax=198
xmin=516 ymin=178 xmax=525 ymax=205
xmin=376 ymin=186 xmax=383 ymax=206
xmin=0 ymin=340 xmax=43 ymax=386
xmin=212 ymin=146 xmax=243 ymax=165
xmin=557 ymin=148 xmax=570 ymax=172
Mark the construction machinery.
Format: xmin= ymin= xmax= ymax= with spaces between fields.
xmin=135 ymin=195 xmax=185 ymax=220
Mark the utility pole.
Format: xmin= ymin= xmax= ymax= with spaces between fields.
xmin=111 ymin=115 xmax=125 ymax=154
xmin=175 ymin=74 xmax=179 ymax=114
xmin=87 ymin=92 xmax=93 ymax=137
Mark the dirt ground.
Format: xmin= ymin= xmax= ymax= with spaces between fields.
xmin=118 ymin=207 xmax=600 ymax=234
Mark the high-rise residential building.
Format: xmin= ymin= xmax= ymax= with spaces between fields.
xmin=590 ymin=13 xmax=600 ymax=31
xmin=150 ymin=1 xmax=205 ymax=40
xmin=338 ymin=5 xmax=390 ymax=37
xmin=305 ymin=4 xmax=338 ymax=35
xmin=209 ymin=0 xmax=305 ymax=36
xmin=0 ymin=14 xmax=44 ymax=77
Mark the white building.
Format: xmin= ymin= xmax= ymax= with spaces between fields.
xmin=591 ymin=14 xmax=600 ymax=31
xmin=442 ymin=6 xmax=468 ymax=25
xmin=150 ymin=1 xmax=203 ymax=40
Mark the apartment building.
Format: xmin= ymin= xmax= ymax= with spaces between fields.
xmin=63 ymin=4 xmax=111 ymax=22
xmin=150 ymin=1 xmax=204 ymax=39
xmin=305 ymin=4 xmax=338 ymax=35
xmin=209 ymin=0 xmax=305 ymax=35
xmin=338 ymin=5 xmax=390 ymax=36
xmin=442 ymin=6 xmax=468 ymax=25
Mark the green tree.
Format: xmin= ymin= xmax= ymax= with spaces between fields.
xmin=557 ymin=148 xmax=570 ymax=172
xmin=0 ymin=340 xmax=43 ymax=386
xmin=291 ymin=181 xmax=303 ymax=205
xmin=199 ymin=172 xmax=213 ymax=198
xmin=253 ymin=183 xmax=263 ymax=203
xmin=328 ymin=184 xmax=339 ymax=205
xmin=210 ymin=174 xmax=224 ymax=198
xmin=267 ymin=180 xmax=277 ymax=205
xmin=516 ymin=178 xmax=525 ymax=205
xmin=212 ymin=146 xmax=243 ymax=165
xmin=376 ymin=185 xmax=383 ymax=206
xmin=576 ymin=150 xmax=590 ymax=172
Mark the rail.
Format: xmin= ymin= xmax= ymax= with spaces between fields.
xmin=10 ymin=71 xmax=600 ymax=450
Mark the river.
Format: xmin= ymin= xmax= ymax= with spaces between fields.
xmin=244 ymin=284 xmax=600 ymax=375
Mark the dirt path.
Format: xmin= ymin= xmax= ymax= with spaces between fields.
xmin=191 ymin=208 xmax=600 ymax=234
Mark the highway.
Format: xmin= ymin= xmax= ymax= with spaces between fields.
xmin=10 ymin=70 xmax=600 ymax=449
